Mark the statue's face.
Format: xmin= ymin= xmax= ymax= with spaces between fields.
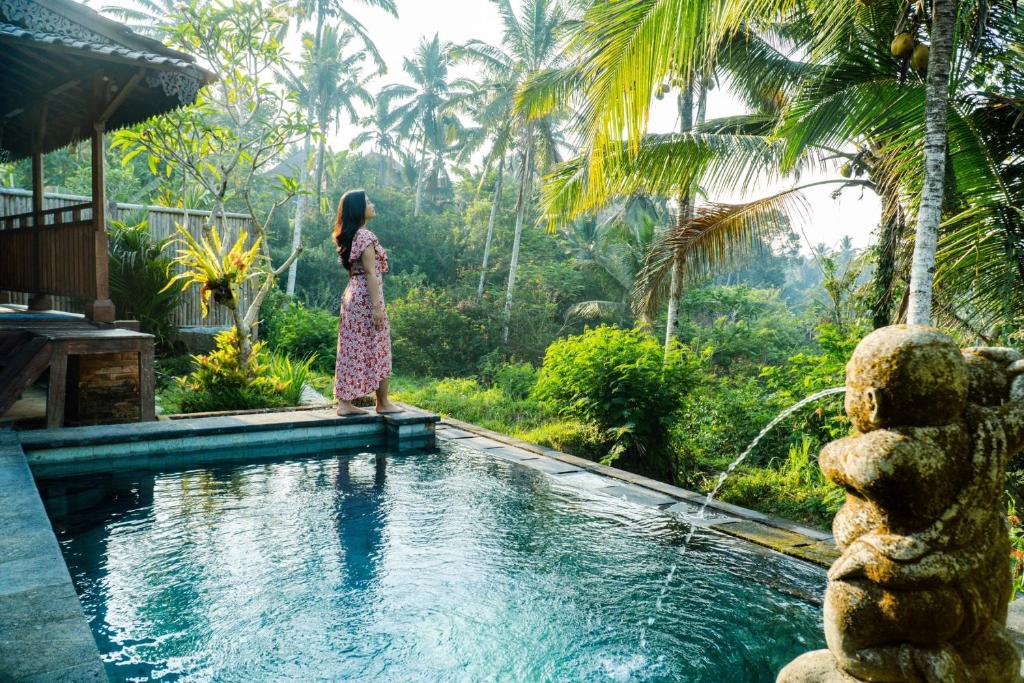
xmin=845 ymin=372 xmax=885 ymax=433
xmin=844 ymin=326 xmax=968 ymax=431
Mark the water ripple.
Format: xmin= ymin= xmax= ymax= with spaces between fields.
xmin=40 ymin=442 xmax=825 ymax=682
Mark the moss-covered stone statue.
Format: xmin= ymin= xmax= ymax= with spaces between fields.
xmin=778 ymin=325 xmax=1024 ymax=683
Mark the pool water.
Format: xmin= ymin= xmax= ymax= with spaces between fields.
xmin=40 ymin=440 xmax=825 ymax=682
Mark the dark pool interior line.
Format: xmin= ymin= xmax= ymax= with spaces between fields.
xmin=39 ymin=440 xmax=826 ymax=682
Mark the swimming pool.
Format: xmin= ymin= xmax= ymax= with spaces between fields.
xmin=40 ymin=439 xmax=825 ymax=682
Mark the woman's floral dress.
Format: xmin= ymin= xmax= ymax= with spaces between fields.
xmin=334 ymin=227 xmax=391 ymax=401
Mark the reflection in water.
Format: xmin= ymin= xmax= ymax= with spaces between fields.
xmin=41 ymin=444 xmax=826 ymax=682
xmin=334 ymin=452 xmax=387 ymax=589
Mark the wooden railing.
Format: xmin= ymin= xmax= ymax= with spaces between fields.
xmin=0 ymin=203 xmax=93 ymax=230
xmin=0 ymin=189 xmax=254 ymax=327
xmin=0 ymin=203 xmax=100 ymax=300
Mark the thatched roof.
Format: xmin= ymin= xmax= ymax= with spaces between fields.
xmin=0 ymin=0 xmax=216 ymax=161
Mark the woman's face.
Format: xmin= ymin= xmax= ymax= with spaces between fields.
xmin=364 ymin=197 xmax=377 ymax=221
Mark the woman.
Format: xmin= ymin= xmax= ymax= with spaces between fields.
xmin=333 ymin=190 xmax=401 ymax=415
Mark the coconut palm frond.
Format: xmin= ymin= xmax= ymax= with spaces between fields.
xmin=539 ymin=131 xmax=803 ymax=232
xmin=633 ymin=188 xmax=810 ymax=320
xmin=565 ymin=300 xmax=628 ymax=322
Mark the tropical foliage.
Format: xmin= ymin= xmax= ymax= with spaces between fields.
xmin=3 ymin=0 xmax=1022 ymax=532
xmin=107 ymin=218 xmax=183 ymax=351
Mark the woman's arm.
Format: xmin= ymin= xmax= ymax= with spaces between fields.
xmin=361 ymin=245 xmax=386 ymax=331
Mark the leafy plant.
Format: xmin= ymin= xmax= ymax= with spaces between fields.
xmin=714 ymin=436 xmax=844 ymax=528
xmin=111 ymin=0 xmax=307 ymax=366
xmin=533 ymin=325 xmax=703 ymax=482
xmin=259 ymin=291 xmax=338 ymax=374
xmin=388 ymin=287 xmax=488 ymax=377
xmin=166 ymin=327 xmax=314 ymax=413
xmin=493 ymin=362 xmax=538 ymax=400
xmin=163 ymin=224 xmax=262 ymax=317
xmin=1009 ymin=498 xmax=1024 ymax=598
xmin=107 ymin=218 xmax=182 ymax=351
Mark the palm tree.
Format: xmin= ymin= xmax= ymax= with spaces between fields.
xmin=457 ymin=0 xmax=578 ymax=343
xmin=907 ymin=0 xmax=955 ymax=325
xmin=278 ymin=28 xmax=372 ymax=295
xmin=564 ymin=195 xmax=666 ymax=327
xmin=525 ymin=0 xmax=1024 ymax=338
xmin=351 ymin=95 xmax=404 ymax=184
xmin=383 ymin=35 xmax=462 ymax=217
xmin=278 ymin=0 xmax=395 ymax=296
xmin=291 ymin=0 xmax=397 ymax=75
xmin=451 ymin=76 xmax=517 ymax=298
xmin=310 ymin=28 xmax=374 ymax=208
xmin=100 ymin=0 xmax=177 ymax=37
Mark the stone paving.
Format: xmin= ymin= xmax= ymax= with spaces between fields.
xmin=0 ymin=430 xmax=106 ymax=682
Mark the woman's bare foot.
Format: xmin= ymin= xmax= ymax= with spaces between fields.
xmin=336 ymin=401 xmax=368 ymax=416
xmin=376 ymin=401 xmax=403 ymax=414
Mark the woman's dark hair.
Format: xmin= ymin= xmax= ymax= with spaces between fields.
xmin=333 ymin=189 xmax=367 ymax=271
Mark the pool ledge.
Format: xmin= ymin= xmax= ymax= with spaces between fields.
xmin=0 ymin=430 xmax=108 ymax=682
xmin=18 ymin=404 xmax=439 ymax=477
xmin=437 ymin=416 xmax=838 ymax=567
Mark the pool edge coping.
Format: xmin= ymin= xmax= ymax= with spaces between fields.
xmin=435 ymin=415 xmax=840 ymax=569
xmin=0 ymin=430 xmax=108 ymax=682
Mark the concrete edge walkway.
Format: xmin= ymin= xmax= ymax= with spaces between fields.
xmin=0 ymin=430 xmax=107 ymax=682
xmin=437 ymin=416 xmax=840 ymax=567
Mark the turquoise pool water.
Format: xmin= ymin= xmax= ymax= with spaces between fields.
xmin=40 ymin=440 xmax=825 ymax=682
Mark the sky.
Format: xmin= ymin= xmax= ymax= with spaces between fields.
xmin=345 ymin=0 xmax=881 ymax=253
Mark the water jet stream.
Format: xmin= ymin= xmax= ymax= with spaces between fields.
xmin=639 ymin=385 xmax=846 ymax=649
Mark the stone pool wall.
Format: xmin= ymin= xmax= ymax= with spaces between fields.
xmin=437 ymin=417 xmax=840 ymax=567
xmin=0 ymin=431 xmax=107 ymax=681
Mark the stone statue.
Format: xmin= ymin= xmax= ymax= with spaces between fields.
xmin=778 ymin=325 xmax=1024 ymax=683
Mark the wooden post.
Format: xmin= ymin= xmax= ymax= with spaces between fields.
xmin=46 ymin=344 xmax=67 ymax=429
xmin=26 ymin=139 xmax=51 ymax=311
xmin=85 ymin=119 xmax=115 ymax=322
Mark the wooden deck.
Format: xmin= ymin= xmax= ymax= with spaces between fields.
xmin=0 ymin=304 xmax=154 ymax=428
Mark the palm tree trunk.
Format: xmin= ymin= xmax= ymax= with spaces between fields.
xmin=907 ymin=0 xmax=955 ymax=325
xmin=871 ymin=174 xmax=904 ymax=328
xmin=285 ymin=129 xmax=313 ymax=295
xmin=315 ymin=129 xmax=327 ymax=212
xmin=413 ymin=139 xmax=427 ymax=217
xmin=502 ymin=132 xmax=533 ymax=344
xmin=478 ymin=154 xmax=505 ymax=298
xmin=665 ymin=81 xmax=701 ymax=351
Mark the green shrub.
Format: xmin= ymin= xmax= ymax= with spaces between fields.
xmin=389 ymin=287 xmax=487 ymax=377
xmin=155 ymin=354 xmax=194 ymax=390
xmin=391 ymin=376 xmax=553 ymax=435
xmin=107 ymin=218 xmax=183 ymax=352
xmin=493 ymin=362 xmax=538 ymax=400
xmin=1008 ymin=498 xmax=1024 ymax=597
xmin=259 ymin=291 xmax=338 ymax=373
xmin=759 ymin=322 xmax=862 ymax=444
xmin=672 ymin=374 xmax=796 ymax=478
xmin=533 ymin=325 xmax=703 ymax=483
xmin=519 ymin=420 xmax=609 ymax=459
xmin=163 ymin=328 xmax=314 ymax=413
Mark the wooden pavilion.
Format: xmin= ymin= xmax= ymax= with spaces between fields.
xmin=0 ymin=0 xmax=214 ymax=427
